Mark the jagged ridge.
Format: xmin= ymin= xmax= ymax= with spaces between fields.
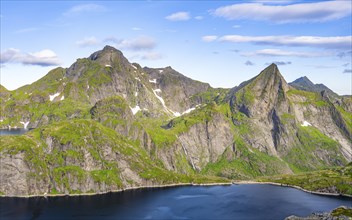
xmin=0 ymin=46 xmax=351 ymax=196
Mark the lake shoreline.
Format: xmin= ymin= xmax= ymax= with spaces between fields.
xmin=233 ymin=181 xmax=352 ymax=198
xmin=0 ymin=182 xmax=232 ymax=198
xmin=1 ymin=181 xmax=351 ymax=199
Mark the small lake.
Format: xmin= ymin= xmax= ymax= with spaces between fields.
xmin=0 ymin=184 xmax=351 ymax=220
xmin=0 ymin=128 xmax=30 ymax=136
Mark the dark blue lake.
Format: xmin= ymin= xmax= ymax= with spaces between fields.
xmin=0 ymin=184 xmax=351 ymax=220
xmin=0 ymin=128 xmax=30 ymax=136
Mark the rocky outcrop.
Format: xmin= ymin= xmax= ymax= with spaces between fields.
xmin=143 ymin=66 xmax=210 ymax=113
xmin=285 ymin=206 xmax=352 ymax=220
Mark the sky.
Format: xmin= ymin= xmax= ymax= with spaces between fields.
xmin=1 ymin=0 xmax=351 ymax=95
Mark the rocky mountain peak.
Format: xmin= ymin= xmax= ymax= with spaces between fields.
xmin=290 ymin=76 xmax=315 ymax=88
xmin=88 ymin=45 xmax=128 ymax=65
xmin=229 ymin=63 xmax=290 ymax=121
xmin=289 ymin=76 xmax=338 ymax=97
xmin=251 ymin=63 xmax=289 ymax=94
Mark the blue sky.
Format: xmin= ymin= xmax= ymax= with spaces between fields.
xmin=1 ymin=0 xmax=351 ymax=95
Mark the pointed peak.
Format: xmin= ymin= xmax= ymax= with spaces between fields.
xmin=268 ymin=63 xmax=278 ymax=69
xmin=291 ymin=76 xmax=313 ymax=84
xmin=258 ymin=63 xmax=284 ymax=80
xmin=89 ymin=45 xmax=124 ymax=61
xmin=102 ymin=45 xmax=119 ymax=52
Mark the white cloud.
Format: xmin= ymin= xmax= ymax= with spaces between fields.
xmin=132 ymin=27 xmax=142 ymax=31
xmin=76 ymin=36 xmax=100 ymax=47
xmin=165 ymin=12 xmax=191 ymax=21
xmin=117 ymin=36 xmax=156 ymax=51
xmin=1 ymin=48 xmax=61 ymax=66
xmin=218 ymin=35 xmax=351 ymax=49
xmin=202 ymin=35 xmax=218 ymax=42
xmin=64 ymin=4 xmax=106 ymax=16
xmin=195 ymin=16 xmax=204 ymax=20
xmin=242 ymin=49 xmax=331 ymax=57
xmin=213 ymin=1 xmax=351 ymax=23
xmin=141 ymin=52 xmax=163 ymax=60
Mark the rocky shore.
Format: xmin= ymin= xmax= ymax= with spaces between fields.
xmin=285 ymin=206 xmax=352 ymax=220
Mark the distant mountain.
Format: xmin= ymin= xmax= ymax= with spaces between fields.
xmin=289 ymin=76 xmax=338 ymax=97
xmin=0 ymin=47 xmax=351 ymax=196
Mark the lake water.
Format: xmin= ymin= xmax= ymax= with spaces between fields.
xmin=0 ymin=128 xmax=30 ymax=136
xmin=0 ymin=184 xmax=351 ymax=220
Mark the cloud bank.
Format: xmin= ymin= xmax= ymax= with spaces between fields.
xmin=213 ymin=1 xmax=351 ymax=23
xmin=1 ymin=48 xmax=61 ymax=66
xmin=218 ymin=35 xmax=350 ymax=49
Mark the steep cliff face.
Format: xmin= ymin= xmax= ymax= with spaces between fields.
xmin=223 ymin=64 xmax=350 ymax=171
xmin=0 ymin=46 xmax=351 ymax=196
xmin=0 ymin=120 xmax=225 ymax=196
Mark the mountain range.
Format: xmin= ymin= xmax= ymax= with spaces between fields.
xmin=0 ymin=45 xmax=351 ymax=196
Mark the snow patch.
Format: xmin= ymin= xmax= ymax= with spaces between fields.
xmin=135 ymin=92 xmax=138 ymax=97
xmin=153 ymin=89 xmax=166 ymax=106
xmin=0 ymin=119 xmax=3 ymax=122
xmin=87 ymin=84 xmax=90 ymax=89
xmin=301 ymin=121 xmax=312 ymax=127
xmin=130 ymin=106 xmax=141 ymax=115
xmin=131 ymin=64 xmax=137 ymax=69
xmin=182 ymin=107 xmax=196 ymax=115
xmin=49 ymin=93 xmax=60 ymax=101
xmin=141 ymin=72 xmax=144 ymax=75
xmin=152 ymin=89 xmax=179 ymax=117
xmin=149 ymin=79 xmax=157 ymax=83
xmin=173 ymin=112 xmax=181 ymax=117
xmin=105 ymin=64 xmax=111 ymax=67
xmin=135 ymin=77 xmax=141 ymax=82
xmin=159 ymin=69 xmax=163 ymax=73
xmin=60 ymin=96 xmax=65 ymax=101
xmin=20 ymin=121 xmax=30 ymax=129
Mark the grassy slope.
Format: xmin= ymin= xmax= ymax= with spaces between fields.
xmin=257 ymin=163 xmax=352 ymax=195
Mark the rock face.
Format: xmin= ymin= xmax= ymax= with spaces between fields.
xmin=0 ymin=46 xmax=351 ymax=196
xmin=285 ymin=206 xmax=352 ymax=220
